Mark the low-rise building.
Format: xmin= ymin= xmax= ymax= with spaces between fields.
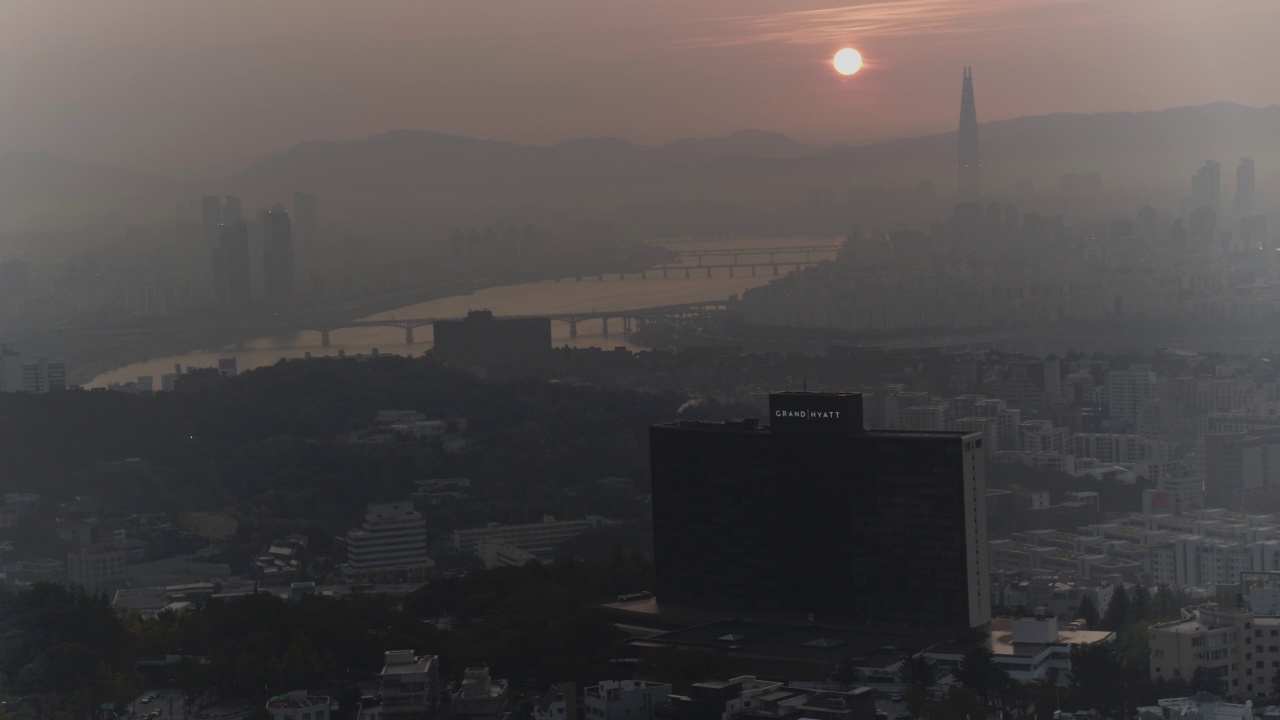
xmin=266 ymin=690 xmax=330 ymax=720
xmin=655 ymin=677 xmax=785 ymax=720
xmin=533 ymin=683 xmax=576 ymax=720
xmin=1149 ymin=604 xmax=1280 ymax=699
xmin=1147 ymin=693 xmax=1255 ymax=720
xmin=584 ymin=680 xmax=673 ymax=720
xmin=379 ymin=650 xmax=439 ymax=720
xmin=453 ymin=516 xmax=607 ymax=560
xmin=66 ymin=544 xmax=128 ymax=593
xmin=475 ymin=541 xmax=538 ymax=570
xmin=927 ymin=612 xmax=1114 ymax=684
xmin=451 ymin=666 xmax=508 ymax=720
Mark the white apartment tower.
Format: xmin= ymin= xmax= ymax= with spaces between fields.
xmin=0 ymin=346 xmax=66 ymax=394
xmin=341 ymin=502 xmax=434 ymax=585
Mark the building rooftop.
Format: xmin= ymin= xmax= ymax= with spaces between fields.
xmin=642 ymin=619 xmax=947 ymax=663
xmin=267 ymin=691 xmax=328 ymax=709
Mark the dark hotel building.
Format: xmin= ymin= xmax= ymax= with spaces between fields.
xmin=432 ymin=310 xmax=552 ymax=370
xmin=649 ymin=392 xmax=990 ymax=630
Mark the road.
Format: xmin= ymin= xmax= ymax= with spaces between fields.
xmin=126 ymin=689 xmax=187 ymax=720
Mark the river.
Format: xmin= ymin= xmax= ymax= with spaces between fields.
xmin=87 ymin=237 xmax=841 ymax=388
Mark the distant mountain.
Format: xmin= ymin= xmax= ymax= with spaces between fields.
xmin=211 ymin=103 xmax=1280 ymax=223
xmin=11 ymin=102 xmax=1280 ymax=235
xmin=659 ymin=129 xmax=823 ymax=160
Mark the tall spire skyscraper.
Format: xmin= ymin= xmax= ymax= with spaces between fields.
xmin=956 ymin=67 xmax=981 ymax=203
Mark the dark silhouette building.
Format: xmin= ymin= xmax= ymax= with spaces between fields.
xmin=1192 ymin=160 xmax=1221 ymax=211
xmin=261 ymin=209 xmax=294 ymax=302
xmin=432 ymin=310 xmax=551 ymax=371
xmin=200 ymin=196 xmax=222 ymax=235
xmin=222 ymin=194 xmax=243 ymax=223
xmin=1236 ymin=157 xmax=1256 ymax=216
xmin=957 ymin=67 xmax=981 ymax=203
xmin=212 ymin=220 xmax=251 ymax=307
xmin=649 ymin=392 xmax=990 ymax=630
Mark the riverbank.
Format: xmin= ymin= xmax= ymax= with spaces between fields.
xmin=58 ymin=247 xmax=677 ymax=385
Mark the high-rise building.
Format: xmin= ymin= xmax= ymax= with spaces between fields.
xmin=222 ymin=195 xmax=243 ymax=223
xmin=261 ymin=209 xmax=294 ymax=302
xmin=341 ymin=502 xmax=434 ymax=585
xmin=0 ymin=347 xmax=66 ymax=394
xmin=212 ymin=220 xmax=252 ymax=307
xmin=1107 ymin=368 xmax=1158 ymax=425
xmin=200 ymin=196 xmax=222 ymax=234
xmin=1241 ymin=213 xmax=1269 ymax=251
xmin=1236 ymin=157 xmax=1256 ymax=216
xmin=649 ymin=392 xmax=990 ymax=630
xmin=956 ymin=67 xmax=981 ymax=203
xmin=1192 ymin=161 xmax=1221 ymax=211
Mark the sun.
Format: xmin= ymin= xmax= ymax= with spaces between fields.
xmin=833 ymin=48 xmax=862 ymax=76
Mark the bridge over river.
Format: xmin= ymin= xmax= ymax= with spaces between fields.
xmin=83 ymin=300 xmax=738 ymax=348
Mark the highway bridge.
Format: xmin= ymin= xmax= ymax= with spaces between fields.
xmin=77 ymin=300 xmax=739 ymax=347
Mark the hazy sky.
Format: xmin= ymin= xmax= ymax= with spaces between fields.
xmin=2 ymin=0 xmax=1277 ymax=179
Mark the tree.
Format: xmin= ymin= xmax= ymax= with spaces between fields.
xmin=931 ymin=685 xmax=984 ymax=720
xmin=955 ymin=647 xmax=1010 ymax=705
xmin=1102 ymin=585 xmax=1130 ymax=632
xmin=899 ymin=653 xmax=939 ymax=690
xmin=1127 ymin=585 xmax=1150 ymax=625
xmin=904 ymin=685 xmax=928 ymax=720
xmin=1189 ymin=666 xmax=1226 ymax=696
xmin=1067 ymin=641 xmax=1125 ymax=715
xmin=1018 ymin=679 xmax=1060 ymax=720
xmin=1075 ymin=595 xmax=1100 ymax=629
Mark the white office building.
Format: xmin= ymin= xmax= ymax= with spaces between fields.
xmin=341 ymin=502 xmax=434 ymax=585
xmin=452 ymin=515 xmax=607 ymax=559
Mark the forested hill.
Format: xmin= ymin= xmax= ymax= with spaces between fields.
xmin=0 ymin=356 xmax=744 ymax=556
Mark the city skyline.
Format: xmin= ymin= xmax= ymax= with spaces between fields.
xmin=3 ymin=0 xmax=1280 ymax=178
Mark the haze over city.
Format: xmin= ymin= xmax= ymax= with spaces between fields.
xmin=3 ymin=0 xmax=1279 ymax=177
xmin=8 ymin=3 xmax=1280 ymax=720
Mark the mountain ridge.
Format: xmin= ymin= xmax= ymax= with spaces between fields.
xmin=7 ymin=101 xmax=1280 ymax=232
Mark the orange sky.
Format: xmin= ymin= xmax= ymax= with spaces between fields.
xmin=1 ymin=0 xmax=1276 ymax=179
